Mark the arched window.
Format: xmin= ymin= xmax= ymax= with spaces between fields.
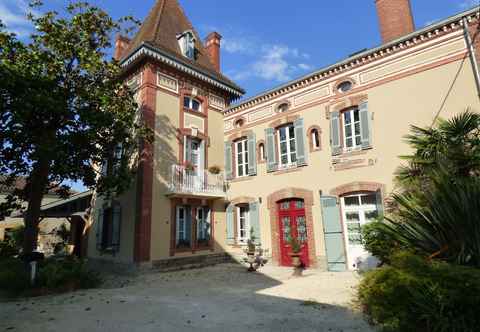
xmin=234 ymin=118 xmax=244 ymax=128
xmin=258 ymin=143 xmax=266 ymax=162
xmin=277 ymin=103 xmax=290 ymax=113
xmin=184 ymin=96 xmax=201 ymax=112
xmin=311 ymin=129 xmax=320 ymax=149
xmin=337 ymin=81 xmax=353 ymax=93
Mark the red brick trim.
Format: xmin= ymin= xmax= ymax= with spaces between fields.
xmin=307 ymin=125 xmax=322 ymax=152
xmin=227 ymin=129 xmax=253 ymax=142
xmin=330 ymin=181 xmax=385 ymax=197
xmin=134 ymin=63 xmax=156 ymax=263
xmin=268 ymin=114 xmax=300 ymax=129
xmin=333 ymin=76 xmax=356 ymax=96
xmin=266 ymin=188 xmax=316 ymax=267
xmin=230 ymin=196 xmax=256 ymax=205
xmin=256 ymin=139 xmax=266 ymax=164
xmin=274 ymin=99 xmax=292 ymax=113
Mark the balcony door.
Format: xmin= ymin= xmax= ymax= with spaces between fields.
xmin=184 ymin=137 xmax=204 ymax=175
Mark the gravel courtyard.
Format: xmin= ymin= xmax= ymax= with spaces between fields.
xmin=0 ymin=263 xmax=374 ymax=332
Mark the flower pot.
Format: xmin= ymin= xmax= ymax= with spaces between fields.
xmin=290 ymin=253 xmax=301 ymax=267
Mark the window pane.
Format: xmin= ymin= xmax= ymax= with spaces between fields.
xmin=282 ymin=217 xmax=291 ymax=241
xmin=192 ymin=99 xmax=200 ymax=110
xmin=344 ymin=196 xmax=360 ymax=206
xmin=238 ymin=154 xmax=243 ymax=164
xmin=184 ymin=97 xmax=190 ymax=108
xmin=281 ymin=155 xmax=288 ymax=164
xmin=297 ymin=216 xmax=307 ymax=243
xmin=279 ymin=128 xmax=286 ymax=141
xmin=237 ymin=142 xmax=243 ymax=152
xmin=289 ymin=125 xmax=295 ymax=138
xmin=346 ymin=138 xmax=353 ymax=148
xmin=238 ymin=166 xmax=243 ymax=177
xmin=290 ymin=139 xmax=296 ymax=152
xmin=355 ymin=136 xmax=362 ymax=146
xmin=280 ymin=202 xmax=290 ymax=210
xmin=354 ymin=110 xmax=360 ymax=122
xmin=355 ymin=123 xmax=361 ymax=135
xmin=347 ymin=223 xmax=361 ymax=233
xmin=345 ymin=125 xmax=352 ymax=138
xmin=361 ymin=194 xmax=377 ymax=206
xmin=280 ymin=142 xmax=287 ymax=154
xmin=365 ymin=210 xmax=379 ymax=221
xmin=346 ymin=212 xmax=360 ymax=222
xmin=290 ymin=153 xmax=297 ymax=163
xmin=344 ymin=112 xmax=351 ymax=124
xmin=348 ymin=234 xmax=362 ymax=245
xmin=295 ymin=200 xmax=304 ymax=209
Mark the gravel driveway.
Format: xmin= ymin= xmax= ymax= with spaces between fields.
xmin=0 ymin=263 xmax=374 ymax=332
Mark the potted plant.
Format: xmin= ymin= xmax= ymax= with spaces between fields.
xmin=184 ymin=161 xmax=195 ymax=172
xmin=208 ymin=165 xmax=221 ymax=175
xmin=246 ymin=228 xmax=257 ymax=271
xmin=288 ymin=236 xmax=303 ymax=273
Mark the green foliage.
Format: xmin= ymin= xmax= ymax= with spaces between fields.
xmin=0 ymin=1 xmax=151 ymax=254
xmin=383 ymin=173 xmax=480 ymax=267
xmin=8 ymin=226 xmax=24 ymax=250
xmin=0 ymin=240 xmax=19 ymax=258
xmin=288 ymin=236 xmax=302 ymax=254
xmin=358 ymin=251 xmax=480 ymax=332
xmin=361 ymin=221 xmax=400 ymax=265
xmin=0 ymin=256 xmax=101 ymax=297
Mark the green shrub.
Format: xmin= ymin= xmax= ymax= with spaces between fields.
xmin=0 ymin=240 xmax=19 ymax=258
xmin=359 ymin=251 xmax=480 ymax=332
xmin=361 ymin=221 xmax=400 ymax=265
xmin=0 ymin=258 xmax=30 ymax=295
xmin=0 ymin=257 xmax=101 ymax=297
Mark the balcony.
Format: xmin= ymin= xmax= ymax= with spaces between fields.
xmin=167 ymin=165 xmax=227 ymax=198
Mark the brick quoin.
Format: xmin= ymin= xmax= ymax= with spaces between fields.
xmin=375 ymin=0 xmax=415 ymax=43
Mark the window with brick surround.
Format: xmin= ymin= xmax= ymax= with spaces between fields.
xmin=183 ymin=96 xmax=201 ymax=112
xmin=343 ymin=108 xmax=362 ymax=150
xmin=235 ymin=138 xmax=249 ymax=177
xmin=278 ymin=124 xmax=297 ymax=167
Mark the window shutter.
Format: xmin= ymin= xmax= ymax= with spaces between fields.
xmin=199 ymin=140 xmax=205 ymax=172
xmin=186 ymin=207 xmax=192 ymax=245
xmin=294 ymin=118 xmax=308 ymax=166
xmin=376 ymin=189 xmax=384 ymax=220
xmin=111 ymin=204 xmax=121 ymax=252
xmin=226 ymin=204 xmax=235 ymax=244
xmin=248 ymin=202 xmax=261 ymax=245
xmin=320 ymin=196 xmax=347 ymax=271
xmin=330 ymin=111 xmax=342 ymax=156
xmin=185 ymin=137 xmax=192 ymax=163
xmin=359 ymin=102 xmax=371 ymax=149
xmin=265 ymin=128 xmax=278 ymax=172
xmin=224 ymin=141 xmax=233 ymax=180
xmin=247 ymin=133 xmax=257 ymax=175
xmin=95 ymin=208 xmax=104 ymax=250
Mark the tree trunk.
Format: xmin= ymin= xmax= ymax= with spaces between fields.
xmin=23 ymin=157 xmax=50 ymax=255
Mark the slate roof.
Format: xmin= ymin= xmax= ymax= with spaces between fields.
xmin=120 ymin=0 xmax=244 ymax=95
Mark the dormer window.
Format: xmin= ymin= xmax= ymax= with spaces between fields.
xmin=178 ymin=30 xmax=196 ymax=60
xmin=337 ymin=81 xmax=353 ymax=93
xmin=184 ymin=96 xmax=201 ymax=112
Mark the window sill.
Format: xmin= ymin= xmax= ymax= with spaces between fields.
xmin=183 ymin=107 xmax=206 ymax=118
xmin=334 ymin=147 xmax=372 ymax=159
xmin=229 ymin=175 xmax=255 ymax=183
xmin=272 ymin=166 xmax=304 ymax=176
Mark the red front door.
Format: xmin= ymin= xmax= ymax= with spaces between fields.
xmin=278 ymin=199 xmax=309 ymax=267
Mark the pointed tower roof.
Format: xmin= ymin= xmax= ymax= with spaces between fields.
xmin=121 ymin=0 xmax=244 ymax=97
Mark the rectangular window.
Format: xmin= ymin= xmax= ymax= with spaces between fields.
xmin=237 ymin=206 xmax=250 ymax=243
xmin=184 ymin=96 xmax=201 ymax=112
xmin=184 ymin=137 xmax=202 ymax=173
xmin=196 ymin=206 xmax=211 ymax=247
xmin=278 ymin=124 xmax=297 ymax=167
xmin=176 ymin=205 xmax=191 ymax=249
xmin=235 ymin=139 xmax=249 ymax=177
xmin=342 ymin=193 xmax=378 ymax=246
xmin=343 ymin=109 xmax=362 ymax=150
xmin=101 ymin=207 xmax=113 ymax=250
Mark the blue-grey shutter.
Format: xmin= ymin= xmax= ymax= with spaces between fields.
xmin=294 ymin=118 xmax=307 ymax=166
xmin=330 ymin=111 xmax=342 ymax=156
xmin=226 ymin=204 xmax=234 ymax=244
xmin=265 ymin=128 xmax=278 ymax=172
xmin=96 ymin=208 xmax=104 ymax=250
xmin=224 ymin=141 xmax=233 ymax=180
xmin=247 ymin=133 xmax=257 ymax=175
xmin=111 ymin=204 xmax=121 ymax=252
xmin=186 ymin=207 xmax=192 ymax=246
xmin=249 ymin=202 xmax=261 ymax=245
xmin=359 ymin=102 xmax=371 ymax=149
xmin=321 ymin=196 xmax=347 ymax=271
xmin=376 ymin=189 xmax=384 ymax=220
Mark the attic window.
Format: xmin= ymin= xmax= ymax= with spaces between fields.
xmin=277 ymin=103 xmax=290 ymax=113
xmin=337 ymin=81 xmax=353 ymax=93
xmin=178 ymin=31 xmax=196 ymax=60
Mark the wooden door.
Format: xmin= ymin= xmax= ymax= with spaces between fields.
xmin=278 ymin=199 xmax=309 ymax=267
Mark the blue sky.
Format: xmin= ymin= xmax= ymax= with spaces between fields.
xmin=0 ymin=0 xmax=478 ymax=191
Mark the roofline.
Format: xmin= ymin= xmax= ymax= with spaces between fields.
xmin=120 ymin=42 xmax=245 ymax=98
xmin=226 ymin=6 xmax=480 ymax=114
xmin=39 ymin=190 xmax=93 ymax=211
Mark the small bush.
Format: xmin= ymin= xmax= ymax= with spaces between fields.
xmin=0 ymin=240 xmax=19 ymax=258
xmin=0 ymin=257 xmax=101 ymax=297
xmin=358 ymin=251 xmax=480 ymax=332
xmin=361 ymin=221 xmax=400 ymax=265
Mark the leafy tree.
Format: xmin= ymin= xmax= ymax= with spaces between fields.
xmin=0 ymin=1 xmax=151 ymax=255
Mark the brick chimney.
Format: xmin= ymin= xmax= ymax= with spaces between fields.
xmin=205 ymin=32 xmax=222 ymax=72
xmin=114 ymin=35 xmax=131 ymax=61
xmin=375 ymin=0 xmax=415 ymax=43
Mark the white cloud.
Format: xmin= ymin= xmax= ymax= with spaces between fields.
xmin=459 ymin=0 xmax=479 ymax=9
xmin=0 ymin=0 xmax=35 ymax=37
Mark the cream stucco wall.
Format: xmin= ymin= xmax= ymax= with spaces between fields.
xmin=225 ymin=55 xmax=480 ymax=267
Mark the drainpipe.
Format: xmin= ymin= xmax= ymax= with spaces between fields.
xmin=462 ymin=17 xmax=480 ymax=99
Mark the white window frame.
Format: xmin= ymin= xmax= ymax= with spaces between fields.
xmin=184 ymin=137 xmax=202 ymax=172
xmin=277 ymin=124 xmax=297 ymax=168
xmin=343 ymin=108 xmax=362 ymax=151
xmin=237 ymin=206 xmax=250 ymax=244
xmin=235 ymin=139 xmax=249 ymax=178
xmin=259 ymin=143 xmax=266 ymax=161
xmin=176 ymin=206 xmax=187 ymax=245
xmin=183 ymin=96 xmax=202 ymax=112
